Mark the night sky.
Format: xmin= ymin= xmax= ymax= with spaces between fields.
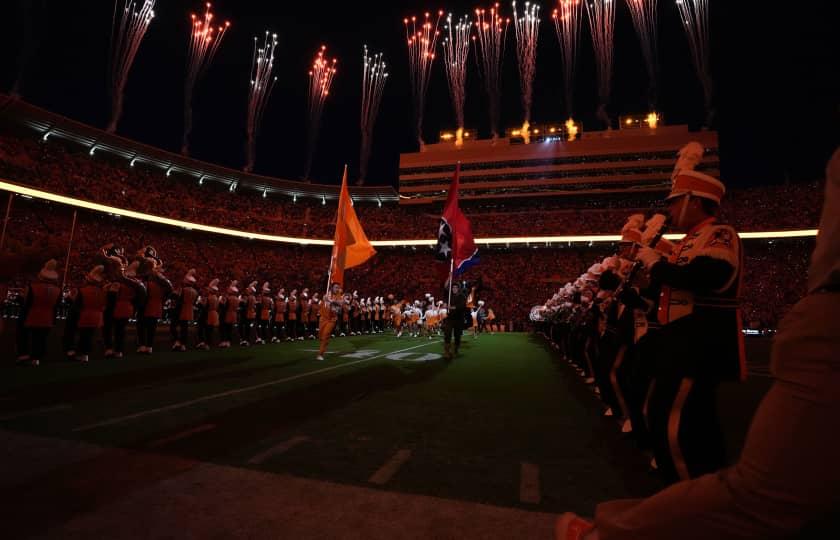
xmin=1 ymin=1 xmax=837 ymax=189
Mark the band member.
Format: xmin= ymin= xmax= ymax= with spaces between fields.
xmin=287 ymin=290 xmax=299 ymax=341
xmin=172 ymin=269 xmax=198 ymax=351
xmin=371 ymin=298 xmax=378 ymax=334
xmin=73 ymin=265 xmax=107 ymax=363
xmin=634 ymin=158 xmax=744 ymax=484
xmin=257 ymin=282 xmax=272 ymax=345
xmin=317 ymin=283 xmax=343 ymax=360
xmin=99 ymin=244 xmax=127 ymax=359
xmin=17 ymin=259 xmax=61 ymax=366
xmin=110 ymin=260 xmax=147 ymax=358
xmin=339 ymin=294 xmax=351 ymax=336
xmin=219 ymin=280 xmax=240 ymax=348
xmin=308 ymin=293 xmax=320 ymax=338
xmin=271 ymin=290 xmax=286 ymax=343
xmin=240 ymin=281 xmax=258 ymax=346
xmin=197 ymin=278 xmax=220 ymax=350
xmin=62 ymin=284 xmax=79 ymax=359
xmin=298 ymin=288 xmax=308 ymax=339
xmin=360 ymin=296 xmax=369 ymax=334
xmin=347 ymin=292 xmax=359 ymax=335
xmin=137 ymin=248 xmax=172 ymax=355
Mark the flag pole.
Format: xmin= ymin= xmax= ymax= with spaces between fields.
xmin=325 ymin=164 xmax=348 ymax=296
xmin=0 ymin=192 xmax=13 ymax=252
xmin=446 ymin=161 xmax=460 ymax=311
xmin=62 ymin=209 xmax=78 ymax=291
xmin=447 ymin=257 xmax=454 ymax=308
xmin=325 ymin=254 xmax=334 ymax=296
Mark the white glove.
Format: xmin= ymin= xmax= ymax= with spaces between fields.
xmin=636 ymin=246 xmax=664 ymax=270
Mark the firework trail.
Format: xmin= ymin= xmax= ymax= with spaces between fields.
xmin=107 ymin=0 xmax=156 ymax=133
xmin=512 ymin=1 xmax=541 ymax=142
xmin=473 ymin=4 xmax=510 ymax=140
xmin=442 ymin=13 xmax=472 ymax=146
xmin=182 ymin=3 xmax=230 ymax=155
xmin=625 ymin=0 xmax=659 ymax=108
xmin=551 ymin=0 xmax=583 ymax=118
xmin=244 ymin=31 xmax=278 ymax=173
xmin=584 ymin=0 xmax=615 ymax=128
xmin=303 ymin=45 xmax=338 ymax=181
xmin=675 ymin=0 xmax=712 ymax=126
xmin=404 ymin=10 xmax=444 ymax=150
xmin=358 ymin=46 xmax=388 ymax=185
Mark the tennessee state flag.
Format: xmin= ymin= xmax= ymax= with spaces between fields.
xmin=329 ymin=165 xmax=376 ymax=287
xmin=435 ymin=162 xmax=479 ymax=276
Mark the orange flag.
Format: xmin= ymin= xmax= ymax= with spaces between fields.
xmin=328 ymin=165 xmax=376 ymax=288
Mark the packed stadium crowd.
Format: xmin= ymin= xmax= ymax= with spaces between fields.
xmin=0 ymin=133 xmax=823 ymax=240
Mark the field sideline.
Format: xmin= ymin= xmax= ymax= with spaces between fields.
xmin=0 ymin=332 xmax=772 ymax=538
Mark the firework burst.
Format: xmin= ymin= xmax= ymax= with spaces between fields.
xmin=442 ymin=13 xmax=471 ymax=145
xmin=303 ymin=45 xmax=338 ymax=181
xmin=244 ymin=31 xmax=278 ymax=173
xmin=473 ymin=4 xmax=510 ymax=140
xmin=404 ymin=10 xmax=444 ymax=150
xmin=625 ymin=0 xmax=659 ymax=108
xmin=585 ymin=0 xmax=615 ymax=128
xmin=358 ymin=46 xmax=388 ymax=185
xmin=107 ymin=0 xmax=156 ymax=133
xmin=675 ymin=0 xmax=712 ymax=126
xmin=182 ymin=2 xmax=230 ymax=155
xmin=512 ymin=1 xmax=541 ymax=143
xmin=551 ymin=0 xmax=582 ymax=118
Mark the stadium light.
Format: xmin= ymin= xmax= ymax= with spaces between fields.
xmin=130 ymin=157 xmax=138 ymax=168
xmin=89 ymin=145 xmax=97 ymax=156
xmin=198 ymin=175 xmax=206 ymax=185
xmin=166 ymin=166 xmax=174 ymax=178
xmin=42 ymin=130 xmax=52 ymax=141
xmin=0 ymin=180 xmax=819 ymax=248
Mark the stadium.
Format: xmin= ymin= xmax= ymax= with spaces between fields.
xmin=0 ymin=1 xmax=836 ymax=539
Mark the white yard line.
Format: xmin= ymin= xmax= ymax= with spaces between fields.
xmin=519 ymin=462 xmax=541 ymax=504
xmin=368 ymin=449 xmax=412 ymax=485
xmin=247 ymin=436 xmax=310 ymax=465
xmin=73 ymin=341 xmax=439 ymax=433
xmin=0 ymin=403 xmax=71 ymax=421
xmin=146 ymin=424 xmax=217 ymax=449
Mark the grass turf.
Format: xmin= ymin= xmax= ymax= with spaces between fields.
xmin=0 ymin=332 xmax=772 ymax=515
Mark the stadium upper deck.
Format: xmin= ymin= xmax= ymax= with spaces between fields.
xmin=398 ymin=125 xmax=719 ymax=204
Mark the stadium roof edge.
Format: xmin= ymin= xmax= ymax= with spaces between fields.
xmin=0 ymin=94 xmax=399 ymax=202
xmin=0 ymin=180 xmax=818 ymax=248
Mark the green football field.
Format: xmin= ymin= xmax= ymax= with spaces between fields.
xmin=0 ymin=332 xmax=773 ymax=537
